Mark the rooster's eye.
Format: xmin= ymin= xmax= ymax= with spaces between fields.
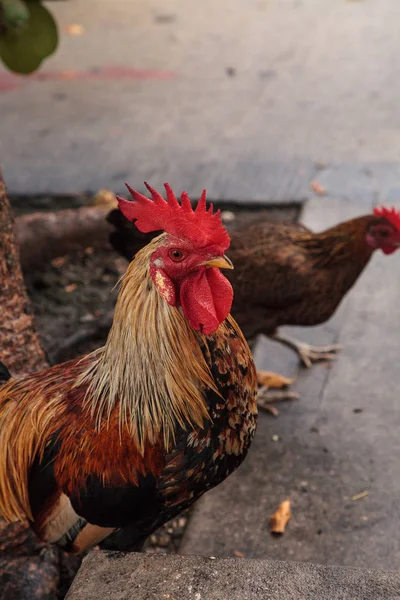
xmin=169 ymin=249 xmax=185 ymax=262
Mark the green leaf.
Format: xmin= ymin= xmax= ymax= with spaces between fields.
xmin=26 ymin=1 xmax=58 ymax=59
xmin=0 ymin=1 xmax=58 ymax=74
xmin=1 ymin=0 xmax=30 ymax=30
xmin=0 ymin=35 xmax=42 ymax=73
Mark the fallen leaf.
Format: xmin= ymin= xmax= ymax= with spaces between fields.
xmin=64 ymin=283 xmax=77 ymax=293
xmin=234 ymin=550 xmax=245 ymax=558
xmin=51 ymin=256 xmax=67 ymax=268
xmin=221 ymin=210 xmax=236 ymax=223
xmin=65 ymin=24 xmax=85 ymax=36
xmin=310 ymin=180 xmax=327 ymax=196
xmin=352 ymin=490 xmax=368 ymax=501
xmin=269 ymin=499 xmax=292 ymax=535
xmin=90 ymin=188 xmax=117 ymax=208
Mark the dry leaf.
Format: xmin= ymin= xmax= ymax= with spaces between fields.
xmin=64 ymin=283 xmax=77 ymax=293
xmin=234 ymin=550 xmax=245 ymax=558
xmin=352 ymin=490 xmax=368 ymax=501
xmin=221 ymin=210 xmax=236 ymax=223
xmin=84 ymin=247 xmax=94 ymax=255
xmin=90 ymin=188 xmax=117 ymax=208
xmin=310 ymin=180 xmax=327 ymax=196
xmin=51 ymin=256 xmax=67 ymax=268
xmin=269 ymin=499 xmax=292 ymax=535
xmin=65 ymin=24 xmax=85 ymax=36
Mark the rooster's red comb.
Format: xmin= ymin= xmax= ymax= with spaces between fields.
xmin=117 ymin=182 xmax=230 ymax=251
xmin=373 ymin=206 xmax=400 ymax=231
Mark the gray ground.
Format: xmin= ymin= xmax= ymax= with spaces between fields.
xmin=1 ymin=0 xmax=400 ymax=203
xmin=2 ymin=0 xmax=400 ymax=590
xmin=66 ymin=552 xmax=400 ymax=600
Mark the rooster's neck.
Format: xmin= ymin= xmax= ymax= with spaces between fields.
xmin=79 ymin=240 xmax=215 ymax=453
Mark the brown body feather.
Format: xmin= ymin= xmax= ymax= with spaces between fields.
xmin=0 ymin=237 xmax=257 ymax=552
xmin=227 ymin=215 xmax=376 ymax=339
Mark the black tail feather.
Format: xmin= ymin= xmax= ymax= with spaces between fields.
xmin=0 ymin=361 xmax=11 ymax=385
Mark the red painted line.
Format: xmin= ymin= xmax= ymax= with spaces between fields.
xmin=0 ymin=65 xmax=176 ymax=92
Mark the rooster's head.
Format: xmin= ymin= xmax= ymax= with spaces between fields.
xmin=117 ymin=182 xmax=233 ymax=334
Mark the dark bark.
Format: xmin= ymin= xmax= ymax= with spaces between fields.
xmin=0 ymin=175 xmax=47 ymax=376
xmin=0 ymin=169 xmax=81 ymax=600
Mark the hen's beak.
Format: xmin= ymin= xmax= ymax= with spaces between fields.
xmin=202 ymin=255 xmax=234 ymax=270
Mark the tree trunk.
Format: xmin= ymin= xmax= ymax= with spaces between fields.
xmin=0 ymin=175 xmax=47 ymax=375
xmin=0 ymin=170 xmax=80 ymax=599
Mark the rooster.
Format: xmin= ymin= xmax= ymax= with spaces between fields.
xmin=107 ymin=205 xmax=400 ymax=413
xmin=0 ymin=183 xmax=257 ymax=553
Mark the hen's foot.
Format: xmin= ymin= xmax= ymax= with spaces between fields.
xmin=270 ymin=332 xmax=342 ymax=369
xmin=294 ymin=342 xmax=342 ymax=368
xmin=257 ymin=386 xmax=300 ymax=418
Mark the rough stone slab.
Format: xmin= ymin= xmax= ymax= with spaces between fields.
xmin=180 ymin=196 xmax=400 ymax=570
xmin=2 ymin=0 xmax=400 ymax=198
xmin=66 ymin=551 xmax=400 ymax=600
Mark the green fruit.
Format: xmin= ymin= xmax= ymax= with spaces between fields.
xmin=1 ymin=0 xmax=30 ymax=30
xmin=0 ymin=1 xmax=58 ymax=74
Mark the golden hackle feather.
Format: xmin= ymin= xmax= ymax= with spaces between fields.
xmin=77 ymin=234 xmax=216 ymax=453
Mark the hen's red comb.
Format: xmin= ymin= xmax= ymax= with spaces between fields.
xmin=373 ymin=206 xmax=400 ymax=231
xmin=117 ymin=182 xmax=230 ymax=251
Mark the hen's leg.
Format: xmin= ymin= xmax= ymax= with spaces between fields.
xmin=270 ymin=332 xmax=341 ymax=369
xmin=256 ymin=370 xmax=299 ymax=417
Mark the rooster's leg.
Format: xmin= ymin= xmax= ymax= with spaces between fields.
xmin=257 ymin=370 xmax=299 ymax=417
xmin=257 ymin=370 xmax=294 ymax=389
xmin=270 ymin=332 xmax=342 ymax=369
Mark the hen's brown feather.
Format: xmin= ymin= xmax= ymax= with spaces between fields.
xmin=227 ymin=215 xmax=376 ymax=339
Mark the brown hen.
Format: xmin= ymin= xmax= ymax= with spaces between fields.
xmin=107 ymin=205 xmax=400 ymax=414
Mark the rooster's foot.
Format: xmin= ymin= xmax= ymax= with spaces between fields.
xmin=257 ymin=387 xmax=300 ymax=417
xmin=257 ymin=370 xmax=295 ymax=389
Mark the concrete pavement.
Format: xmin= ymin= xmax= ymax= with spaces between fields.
xmin=1 ymin=0 xmax=400 ymax=200
xmin=66 ymin=551 xmax=400 ymax=600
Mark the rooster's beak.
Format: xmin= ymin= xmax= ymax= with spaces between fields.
xmin=202 ymin=255 xmax=234 ymax=270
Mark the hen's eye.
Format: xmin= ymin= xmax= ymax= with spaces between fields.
xmin=169 ymin=249 xmax=185 ymax=262
xmin=380 ymin=230 xmax=389 ymax=238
